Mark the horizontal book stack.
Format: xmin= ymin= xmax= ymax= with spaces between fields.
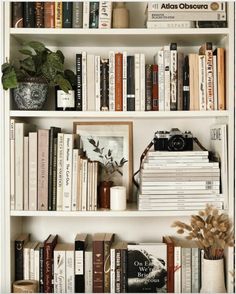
xmin=139 ymin=150 xmax=223 ymax=211
xmin=145 ymin=2 xmax=227 ymax=29
xmin=10 ymin=120 xmax=98 ymax=212
xmin=14 ymin=233 xmax=204 ymax=293
xmin=11 ymin=2 xmax=112 ymax=29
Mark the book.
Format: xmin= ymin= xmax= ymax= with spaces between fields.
xmin=12 ymin=2 xmax=23 ymax=27
xmin=76 ymin=53 xmax=82 ymax=111
xmin=75 ymin=233 xmax=88 ymax=293
xmin=56 ymin=133 xmax=64 ymax=211
xmin=152 ymin=64 xmax=158 ymax=111
xmin=147 ymin=11 xmax=226 ymax=21
xmin=35 ymin=2 xmax=44 ymax=28
xmin=127 ymin=243 xmax=167 ymax=293
xmin=87 ymin=54 xmax=96 ymax=111
xmin=54 ymin=244 xmax=66 ymax=293
xmin=39 ymin=243 xmax=44 ymax=292
xmin=140 ymin=53 xmax=146 ymax=112
xmin=82 ymin=51 xmax=87 ymax=111
xmin=162 ymin=236 xmax=174 ymax=293
xmin=122 ymin=51 xmax=127 ymax=111
xmin=183 ymin=56 xmax=190 ymax=110
xmin=177 ymin=52 xmax=184 ymax=110
xmin=34 ymin=243 xmax=40 ymax=282
xmin=127 ymin=56 xmax=135 ymax=111
xmin=213 ymin=54 xmax=218 ymax=111
xmin=15 ymin=233 xmax=30 ymax=281
xmin=44 ymin=2 xmax=55 ymax=28
xmin=156 ymin=50 xmax=165 ymax=111
xmin=10 ymin=119 xmax=18 ymax=210
xmin=62 ymin=2 xmax=72 ymax=28
xmin=93 ymin=233 xmax=105 ymax=293
xmin=134 ymin=53 xmax=140 ymax=111
xmin=146 ymin=21 xmax=194 ymax=29
xmin=66 ymin=244 xmax=75 ymax=293
xmin=23 ymin=2 xmax=35 ymax=28
xmin=170 ymin=43 xmax=178 ymax=110
xmin=83 ymin=1 xmax=90 ymax=29
xmin=198 ymin=55 xmax=207 ymax=110
xmin=182 ymin=247 xmax=192 ymax=292
xmin=104 ymin=233 xmax=115 ymax=293
xmin=89 ymin=2 xmax=99 ymax=28
xmin=189 ymin=53 xmax=199 ymax=110
xmin=145 ymin=65 xmax=152 ymax=111
xmin=55 ymin=1 xmax=63 ymax=28
xmin=147 ymin=2 xmax=226 ymax=12
xmin=23 ymin=241 xmax=33 ymax=280
xmin=115 ymin=53 xmax=123 ymax=111
xmin=85 ymin=245 xmax=93 ymax=293
xmin=99 ymin=1 xmax=112 ymax=29
xmin=164 ymin=45 xmax=170 ymax=111
xmin=100 ymin=59 xmax=109 ymax=111
xmin=23 ymin=136 xmax=29 ymax=210
xmin=29 ymin=241 xmax=39 ymax=280
xmin=73 ymin=2 xmax=83 ymax=28
xmin=214 ymin=48 xmax=225 ymax=110
xmin=95 ymin=55 xmax=101 ymax=111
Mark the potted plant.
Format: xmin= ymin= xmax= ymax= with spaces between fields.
xmin=172 ymin=204 xmax=234 ymax=293
xmin=1 ymin=41 xmax=75 ymax=110
xmin=88 ymin=138 xmax=128 ymax=209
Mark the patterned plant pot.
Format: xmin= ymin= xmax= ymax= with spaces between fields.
xmin=13 ymin=78 xmax=48 ymax=110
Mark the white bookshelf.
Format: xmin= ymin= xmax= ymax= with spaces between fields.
xmin=2 ymin=2 xmax=235 ymax=293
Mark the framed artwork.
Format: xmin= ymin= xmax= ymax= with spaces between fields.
xmin=73 ymin=121 xmax=133 ymax=201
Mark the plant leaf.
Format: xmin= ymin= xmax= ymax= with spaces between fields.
xmin=64 ymin=69 xmax=76 ymax=87
xmin=56 ymin=50 xmax=65 ymax=64
xmin=20 ymin=57 xmax=35 ymax=72
xmin=2 ymin=68 xmax=18 ymax=89
xmin=54 ymin=74 xmax=72 ymax=92
xmin=26 ymin=41 xmax=45 ymax=53
xmin=88 ymin=138 xmax=96 ymax=146
xmin=47 ymin=52 xmax=64 ymax=72
xmin=19 ymin=49 xmax=33 ymax=56
xmin=1 ymin=62 xmax=11 ymax=73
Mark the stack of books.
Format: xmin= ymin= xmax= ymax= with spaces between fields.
xmin=145 ymin=2 xmax=227 ymax=29
xmin=138 ymin=150 xmax=223 ymax=211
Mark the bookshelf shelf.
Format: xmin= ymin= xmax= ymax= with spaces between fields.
xmin=10 ymin=110 xmax=230 ymax=119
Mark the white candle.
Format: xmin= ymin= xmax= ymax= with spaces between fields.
xmin=110 ymin=186 xmax=127 ymax=211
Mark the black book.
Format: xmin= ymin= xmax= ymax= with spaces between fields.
xmin=76 ymin=54 xmax=82 ymax=111
xmin=127 ymin=56 xmax=135 ymax=111
xmin=23 ymin=2 xmax=35 ymax=28
xmin=62 ymin=2 xmax=73 ymax=28
xmin=145 ymin=65 xmax=153 ymax=111
xmin=15 ymin=233 xmax=30 ymax=281
xmin=89 ymin=2 xmax=99 ymax=28
xmin=100 ymin=59 xmax=109 ymax=111
xmin=12 ymin=2 xmax=23 ymax=28
xmin=35 ymin=2 xmax=44 ymax=28
xmin=75 ymin=233 xmax=88 ymax=293
xmin=48 ymin=127 xmax=61 ymax=211
xmin=183 ymin=56 xmax=190 ymax=110
xmin=39 ymin=243 xmax=44 ymax=293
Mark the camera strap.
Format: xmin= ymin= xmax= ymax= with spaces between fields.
xmin=132 ymin=137 xmax=208 ymax=189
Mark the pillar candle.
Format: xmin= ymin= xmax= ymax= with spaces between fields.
xmin=110 ymin=186 xmax=126 ymax=210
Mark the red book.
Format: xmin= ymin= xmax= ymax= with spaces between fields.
xmin=163 ymin=236 xmax=174 ymax=293
xmin=115 ymin=53 xmax=123 ymax=111
xmin=93 ymin=233 xmax=105 ymax=293
xmin=152 ymin=64 xmax=159 ymax=111
xmin=44 ymin=2 xmax=55 ymax=28
xmin=44 ymin=234 xmax=58 ymax=293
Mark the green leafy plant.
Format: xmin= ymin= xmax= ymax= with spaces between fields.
xmin=1 ymin=41 xmax=75 ymax=92
xmin=88 ymin=138 xmax=128 ymax=182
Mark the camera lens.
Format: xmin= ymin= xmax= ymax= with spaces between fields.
xmin=168 ymin=135 xmax=185 ymax=151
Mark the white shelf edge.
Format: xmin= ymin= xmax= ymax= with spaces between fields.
xmin=10 ymin=110 xmax=230 ymax=118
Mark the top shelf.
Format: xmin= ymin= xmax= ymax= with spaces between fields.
xmin=10 ymin=28 xmax=230 ymax=47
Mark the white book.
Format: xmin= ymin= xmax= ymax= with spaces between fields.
xmin=63 ymin=134 xmax=73 ymax=211
xmin=139 ymin=193 xmax=223 ymax=199
xmin=145 ymin=158 xmax=209 ymax=163
xmin=99 ymin=1 xmax=112 ymax=29
xmin=66 ymin=245 xmax=75 ymax=293
xmin=109 ymin=51 xmax=115 ymax=111
xmin=140 ymin=53 xmax=146 ymax=112
xmin=143 ymin=161 xmax=219 ymax=168
xmin=56 ymin=133 xmax=64 ymax=211
xmin=54 ymin=244 xmax=66 ymax=293
xmin=164 ymin=45 xmax=170 ymax=111
xmin=77 ymin=157 xmax=83 ymax=210
xmin=82 ymin=51 xmax=87 ymax=111
xmin=174 ymin=244 xmax=181 ymax=293
xmin=87 ymin=54 xmax=95 ymax=111
xmin=181 ymin=248 xmax=191 ymax=293
xmin=147 ymin=11 xmax=226 ymax=21
xmin=23 ymin=242 xmax=31 ymax=280
xmin=198 ymin=55 xmax=207 ymax=110
xmin=30 ymin=242 xmax=38 ymax=280
xmin=134 ymin=53 xmax=140 ymax=111
xmin=72 ymin=149 xmax=79 ymax=211
xmin=28 ymin=132 xmax=37 ymax=212
xmin=157 ymin=50 xmax=165 ymax=111
xmin=139 ymin=203 xmax=223 ymax=211
xmin=192 ymin=248 xmax=200 ymax=293
xmin=23 ymin=136 xmax=29 ymax=211
xmin=34 ymin=244 xmax=40 ymax=282
xmin=141 ymin=180 xmax=219 ymax=186
xmin=110 ymin=247 xmax=115 ymax=293
xmin=95 ymin=55 xmax=101 ymax=111
xmin=83 ymin=2 xmax=89 ymax=29
xmin=140 ymin=189 xmax=220 ymax=195
xmin=170 ymin=44 xmax=177 ymax=110
xmin=10 ymin=119 xmax=17 ymax=210
xmin=148 ymin=150 xmax=209 ymax=157
xmin=146 ymin=20 xmax=194 ymax=29
xmin=147 ymin=2 xmax=226 ymax=12
xmin=94 ymin=162 xmax=98 ymax=210
xmin=87 ymin=162 xmax=93 ymax=210
xmin=123 ymin=51 xmax=127 ymax=111
xmin=81 ymin=158 xmax=88 ymax=211
xmin=213 ymin=55 xmax=218 ymax=110
xmin=85 ymin=247 xmax=93 ymax=293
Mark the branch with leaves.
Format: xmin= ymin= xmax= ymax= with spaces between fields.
xmin=88 ymin=138 xmax=128 ymax=182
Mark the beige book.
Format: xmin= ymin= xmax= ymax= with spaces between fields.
xmin=23 ymin=136 xmax=29 ymax=210
xmin=76 ymin=156 xmax=82 ymax=211
xmin=29 ymin=132 xmax=38 ymax=211
xmin=189 ymin=53 xmax=199 ymax=110
xmin=56 ymin=133 xmax=64 ymax=211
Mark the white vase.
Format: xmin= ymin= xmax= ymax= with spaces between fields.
xmin=200 ymin=258 xmax=226 ymax=293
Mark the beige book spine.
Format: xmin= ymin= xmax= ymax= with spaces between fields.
xmin=23 ymin=136 xmax=29 ymax=211
xmin=29 ymin=132 xmax=38 ymax=211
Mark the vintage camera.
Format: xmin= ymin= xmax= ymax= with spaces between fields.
xmin=154 ymin=128 xmax=193 ymax=151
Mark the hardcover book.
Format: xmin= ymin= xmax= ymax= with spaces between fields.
xmin=15 ymin=233 xmax=30 ymax=281
xmin=35 ymin=2 xmax=44 ymax=28
xmin=12 ymin=2 xmax=23 ymax=27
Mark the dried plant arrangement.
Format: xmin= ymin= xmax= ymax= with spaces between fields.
xmin=172 ymin=204 xmax=234 ymax=260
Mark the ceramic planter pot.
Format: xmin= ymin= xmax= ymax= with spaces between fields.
xmin=13 ymin=78 xmax=48 ymax=110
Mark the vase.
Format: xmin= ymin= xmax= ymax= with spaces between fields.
xmin=13 ymin=77 xmax=48 ymax=110
xmin=200 ymin=258 xmax=226 ymax=293
xmin=98 ymin=181 xmax=113 ymax=209
xmin=112 ymin=2 xmax=129 ymax=28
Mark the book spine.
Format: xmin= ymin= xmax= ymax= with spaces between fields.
xmin=93 ymin=162 xmax=98 ymax=211
xmin=174 ymin=246 xmax=182 ymax=293
xmin=122 ymin=52 xmax=127 ymax=111
xmin=152 ymin=64 xmax=158 ymax=110
xmin=134 ymin=53 xmax=140 ymax=111
xmin=204 ymin=44 xmax=214 ymax=110
xmin=63 ymin=134 xmax=73 ymax=211
xmin=34 ymin=248 xmax=40 ymax=282
xmin=28 ymin=133 xmax=37 ymax=212
xmin=115 ymin=53 xmax=123 ymax=111
xmin=39 ymin=245 xmax=44 ymax=293
xmin=29 ymin=247 xmax=35 ymax=280
xmin=140 ymin=53 xmax=146 ymax=111
xmin=55 ymin=1 xmax=63 ymax=28
xmin=182 ymin=248 xmax=191 ymax=293
xmin=147 ymin=11 xmax=226 ymax=21
xmin=81 ymin=159 xmax=88 ymax=211
xmin=44 ymin=238 xmax=58 ymax=293
xmin=199 ymin=55 xmax=207 ymax=110
xmin=56 ymin=133 xmax=64 ymax=211
xmin=10 ymin=119 xmax=15 ymax=210
xmin=75 ymin=241 xmax=85 ymax=293
xmin=192 ymin=248 xmax=200 ymax=293
xmin=166 ymin=241 xmax=174 ymax=292
xmin=183 ymin=56 xmax=190 ymax=110
xmin=108 ymin=51 xmax=115 ymax=111
xmin=104 ymin=240 xmax=111 ymax=293
xmin=76 ymin=54 xmax=82 ymax=111
xmin=170 ymin=43 xmax=178 ymax=110
xmin=213 ymin=55 xmax=218 ymax=110
xmin=87 ymin=55 xmax=96 ymax=111
xmin=121 ymin=249 xmax=127 ymax=293
xmin=115 ymin=248 xmax=121 ymax=293
xmin=85 ymin=251 xmax=93 ymax=293
xmin=15 ymin=240 xmax=25 ymax=280
xmin=52 ymin=138 xmax=58 ymax=211
xmin=82 ymin=52 xmax=87 ymax=111
xmin=23 ymin=137 xmax=29 ymax=211
xmin=177 ymin=52 xmax=184 ymax=110
xmin=127 ymin=56 xmax=135 ymax=111
xmin=110 ymin=248 xmax=115 ymax=293
xmin=157 ymin=50 xmax=165 ymax=111
xmin=62 ymin=2 xmax=72 ymax=28
xmin=48 ymin=128 xmax=55 ymax=211
xmin=23 ymin=2 xmax=35 ymax=28
xmin=66 ymin=250 xmax=75 ymax=293
xmin=35 ymin=2 xmax=44 ymax=28
xmin=83 ymin=2 xmax=90 ymax=28
xmin=89 ymin=2 xmax=99 ymax=28
xmin=15 ymin=123 xmax=24 ymax=211
xmin=146 ymin=20 xmax=194 ymax=29
xmin=145 ymin=65 xmax=153 ymax=111
xmin=100 ymin=59 xmax=109 ymax=111
xmin=72 ymin=149 xmax=78 ymax=211
xmin=99 ymin=1 xmax=112 ymax=29
xmin=38 ymin=129 xmax=49 ymax=211
xmin=54 ymin=250 xmax=66 ymax=293
xmin=216 ymin=48 xmax=225 ymax=110
xmin=44 ymin=2 xmax=55 ymax=28
xmin=147 ymin=2 xmax=226 ymax=12
xmin=95 ymin=55 xmax=101 ymax=111
xmin=93 ymin=240 xmax=104 ymax=293
xmin=73 ymin=2 xmax=83 ymax=28
xmin=12 ymin=2 xmax=23 ymax=27
xmin=164 ymin=46 xmax=170 ymax=111
xmin=23 ymin=247 xmax=30 ymax=280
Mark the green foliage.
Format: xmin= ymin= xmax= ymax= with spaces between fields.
xmin=88 ymin=138 xmax=128 ymax=181
xmin=1 ymin=41 xmax=76 ymax=92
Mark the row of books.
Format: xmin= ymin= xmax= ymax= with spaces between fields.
xmin=145 ymin=2 xmax=227 ymax=29
xmin=10 ymin=120 xmax=98 ymax=211
xmin=15 ymin=233 xmax=203 ymax=293
xmin=74 ymin=43 xmax=225 ymax=112
xmin=138 ymin=150 xmax=223 ymax=211
xmin=12 ymin=2 xmax=112 ymax=29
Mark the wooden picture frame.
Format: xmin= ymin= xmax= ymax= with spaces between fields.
xmin=73 ymin=121 xmax=133 ymax=201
